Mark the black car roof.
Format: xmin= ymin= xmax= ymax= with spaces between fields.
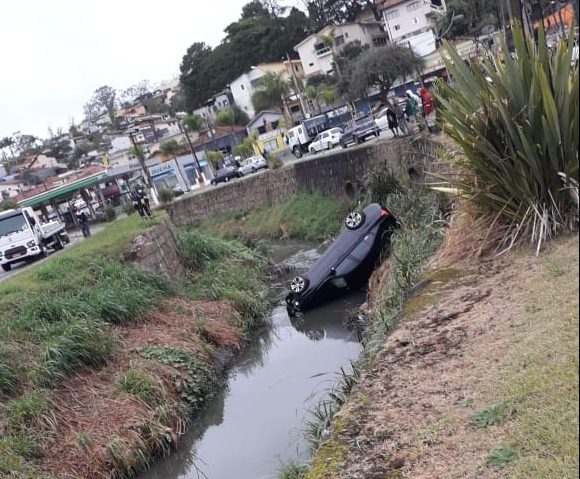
xmin=305 ymin=203 xmax=385 ymax=285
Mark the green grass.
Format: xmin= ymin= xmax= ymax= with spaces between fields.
xmin=498 ymin=236 xmax=579 ymax=478
xmin=471 ymin=403 xmax=511 ymax=429
xmin=179 ymin=231 xmax=268 ymax=332
xmin=115 ymin=368 xmax=162 ymax=407
xmin=195 ymin=192 xmax=347 ymax=242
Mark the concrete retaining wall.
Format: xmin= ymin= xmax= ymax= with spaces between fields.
xmin=126 ymin=218 xmax=186 ymax=279
xmin=167 ymin=137 xmax=442 ymax=226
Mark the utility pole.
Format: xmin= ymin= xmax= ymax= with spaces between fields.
xmin=286 ymin=52 xmax=308 ymax=119
xmin=128 ymin=129 xmax=153 ymax=190
xmin=181 ymin=124 xmax=205 ymax=184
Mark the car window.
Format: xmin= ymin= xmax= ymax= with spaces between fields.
xmin=314 ymin=134 xmax=322 ymax=142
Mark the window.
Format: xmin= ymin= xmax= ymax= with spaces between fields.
xmin=271 ymin=120 xmax=279 ymax=130
xmin=386 ymin=9 xmax=399 ymax=19
xmin=344 ymin=32 xmax=349 ymax=38
xmin=241 ymin=84 xmax=245 ymax=90
xmin=394 ymin=24 xmax=401 ymax=31
xmin=412 ymin=17 xmax=419 ymax=24
xmin=407 ymin=1 xmax=422 ymax=11
xmin=258 ymin=126 xmax=267 ymax=134
xmin=334 ymin=35 xmax=345 ymax=46
xmin=309 ymin=62 xmax=314 ymax=67
xmin=373 ymin=36 xmax=387 ymax=47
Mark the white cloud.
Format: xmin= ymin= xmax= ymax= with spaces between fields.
xmin=0 ymin=0 xmax=256 ymax=138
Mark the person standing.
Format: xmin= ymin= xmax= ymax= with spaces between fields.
xmin=419 ymin=86 xmax=437 ymax=135
xmin=405 ymin=90 xmax=419 ymax=133
xmin=394 ymin=99 xmax=409 ymax=136
xmin=386 ymin=103 xmax=399 ymax=138
xmin=73 ymin=207 xmax=91 ymax=238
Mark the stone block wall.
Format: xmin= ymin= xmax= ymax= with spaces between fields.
xmin=167 ymin=137 xmax=443 ymax=226
xmin=126 ymin=218 xmax=186 ymax=280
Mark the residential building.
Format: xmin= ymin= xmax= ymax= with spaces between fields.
xmin=193 ymin=89 xmax=235 ymax=125
xmin=380 ymin=0 xmax=446 ymax=56
xmin=229 ymin=60 xmax=305 ymax=119
xmin=246 ymin=111 xmax=287 ymax=154
xmin=294 ymin=22 xmax=388 ymax=77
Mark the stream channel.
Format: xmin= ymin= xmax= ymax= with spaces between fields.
xmin=140 ymin=240 xmax=365 ymax=479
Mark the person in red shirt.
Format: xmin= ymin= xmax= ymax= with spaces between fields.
xmin=419 ymin=86 xmax=437 ymax=134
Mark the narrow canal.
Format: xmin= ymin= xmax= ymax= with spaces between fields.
xmin=140 ymin=241 xmax=364 ymax=479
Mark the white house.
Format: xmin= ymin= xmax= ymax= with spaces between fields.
xmin=381 ymin=0 xmax=446 ymax=56
xmin=294 ymin=22 xmax=388 ymax=78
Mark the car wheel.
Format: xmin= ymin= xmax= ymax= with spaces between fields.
xmin=341 ymin=142 xmax=347 ymax=149
xmin=1 ymin=264 xmax=11 ymax=272
xmin=54 ymin=235 xmax=64 ymax=251
xmin=251 ymin=167 xmax=256 ymax=173
xmin=345 ymin=211 xmax=366 ymax=230
xmin=293 ymin=147 xmax=302 ymax=159
xmin=224 ymin=176 xmax=230 ymax=182
xmin=290 ymin=276 xmax=310 ymax=294
xmin=309 ymin=147 xmax=316 ymax=155
xmin=326 ymin=142 xmax=332 ymax=150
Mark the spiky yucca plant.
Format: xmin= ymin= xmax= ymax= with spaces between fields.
xmin=436 ymin=24 xmax=579 ymax=254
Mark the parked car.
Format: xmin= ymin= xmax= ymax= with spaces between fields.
xmin=285 ymin=203 xmax=397 ymax=315
xmin=308 ymin=128 xmax=343 ymax=154
xmin=340 ymin=116 xmax=380 ymax=147
xmin=238 ymin=155 xmax=269 ymax=176
xmin=210 ymin=165 xmax=240 ymax=185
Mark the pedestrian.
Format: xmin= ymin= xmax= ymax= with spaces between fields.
xmin=386 ymin=102 xmax=399 ymax=138
xmin=405 ymin=90 xmax=419 ymax=133
xmin=393 ymin=99 xmax=409 ymax=136
xmin=419 ymin=85 xmax=437 ymax=135
xmin=73 ymin=206 xmax=91 ymax=238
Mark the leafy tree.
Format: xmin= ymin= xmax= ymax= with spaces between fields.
xmin=305 ymin=0 xmax=381 ymax=28
xmin=438 ymin=0 xmax=502 ymax=38
xmin=214 ymin=105 xmax=250 ymax=126
xmin=179 ymin=3 xmax=308 ymax=112
xmin=179 ymin=42 xmax=213 ymax=112
xmin=0 ymin=137 xmax=16 ymax=158
xmin=184 ymin=114 xmax=204 ymax=132
xmin=84 ymin=85 xmax=118 ymax=126
xmin=0 ymin=199 xmax=18 ymax=211
xmin=251 ymin=72 xmax=290 ymax=116
xmin=160 ymin=139 xmax=181 ymax=160
xmin=348 ymin=44 xmax=423 ymax=102
xmin=121 ymin=80 xmax=152 ymax=105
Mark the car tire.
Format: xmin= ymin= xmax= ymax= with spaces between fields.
xmin=290 ymin=276 xmax=310 ymax=294
xmin=1 ymin=264 xmax=11 ymax=272
xmin=210 ymin=180 xmax=216 ymax=186
xmin=54 ymin=236 xmax=64 ymax=251
xmin=224 ymin=176 xmax=230 ymax=183
xmin=293 ymin=147 xmax=302 ymax=159
xmin=341 ymin=142 xmax=347 ymax=149
xmin=345 ymin=211 xmax=366 ymax=230
xmin=326 ymin=142 xmax=332 ymax=150
xmin=251 ymin=167 xmax=256 ymax=173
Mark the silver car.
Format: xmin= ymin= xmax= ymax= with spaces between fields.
xmin=238 ymin=155 xmax=269 ymax=176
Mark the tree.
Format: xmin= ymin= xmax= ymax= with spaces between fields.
xmin=84 ymin=85 xmax=118 ymax=127
xmin=160 ymin=139 xmax=181 ymax=160
xmin=438 ymin=0 xmax=501 ymax=38
xmin=179 ymin=42 xmax=213 ymax=112
xmin=348 ymin=45 xmax=423 ymax=102
xmin=121 ymin=80 xmax=151 ymax=104
xmin=214 ymin=105 xmax=250 ymax=126
xmin=0 ymin=137 xmax=16 ymax=158
xmin=251 ymin=72 xmax=290 ymax=116
xmin=183 ymin=114 xmax=204 ymax=132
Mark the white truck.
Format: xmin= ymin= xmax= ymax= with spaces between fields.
xmin=0 ymin=207 xmax=70 ymax=272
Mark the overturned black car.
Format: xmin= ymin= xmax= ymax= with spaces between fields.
xmin=286 ymin=203 xmax=397 ymax=315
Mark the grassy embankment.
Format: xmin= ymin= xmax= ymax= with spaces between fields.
xmin=194 ymin=192 xmax=348 ymax=242
xmin=487 ymin=236 xmax=578 ymax=477
xmin=0 ymin=212 xmax=269 ymax=478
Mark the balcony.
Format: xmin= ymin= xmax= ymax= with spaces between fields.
xmin=426 ymin=3 xmax=446 ymax=17
xmin=315 ymin=47 xmax=332 ymax=57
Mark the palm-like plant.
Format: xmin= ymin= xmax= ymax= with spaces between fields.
xmin=251 ymin=72 xmax=290 ymax=118
xmin=436 ymin=24 xmax=579 ymax=254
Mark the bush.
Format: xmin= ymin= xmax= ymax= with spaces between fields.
xmin=123 ymin=201 xmax=135 ymax=216
xmin=267 ymin=154 xmax=283 ymax=169
xmin=104 ymin=204 xmax=116 ymax=222
xmin=437 ymin=24 xmax=579 ymax=253
xmin=157 ymin=188 xmax=174 ymax=205
xmin=115 ymin=368 xmax=161 ymax=406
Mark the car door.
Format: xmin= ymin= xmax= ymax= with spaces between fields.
xmin=312 ymin=134 xmax=323 ymax=152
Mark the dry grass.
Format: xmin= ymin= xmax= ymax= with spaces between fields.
xmin=304 ymin=233 xmax=579 ymax=479
xmin=34 ymin=297 xmax=242 ymax=479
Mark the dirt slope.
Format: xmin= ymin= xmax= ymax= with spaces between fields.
xmin=308 ymin=236 xmax=579 ymax=479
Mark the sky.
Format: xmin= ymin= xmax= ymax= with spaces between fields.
xmin=0 ymin=0 xmax=290 ymax=140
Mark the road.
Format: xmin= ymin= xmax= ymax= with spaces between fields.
xmin=0 ymin=225 xmax=104 ymax=284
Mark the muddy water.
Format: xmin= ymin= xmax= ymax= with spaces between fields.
xmin=140 ymin=241 xmax=364 ymax=479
